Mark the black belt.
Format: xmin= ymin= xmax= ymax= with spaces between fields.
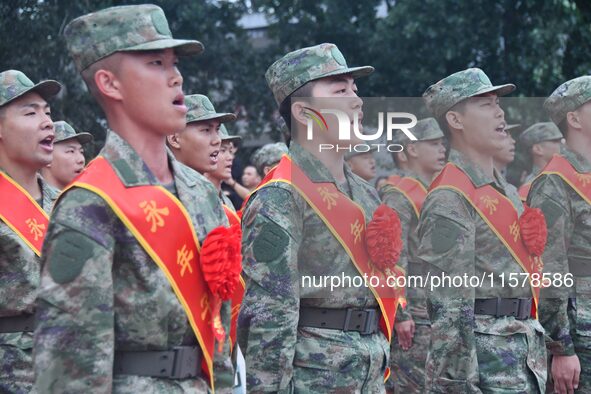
xmin=474 ymin=298 xmax=533 ymax=320
xmin=0 ymin=314 xmax=35 ymax=333
xmin=114 ymin=346 xmax=202 ymax=379
xmin=299 ymin=307 xmax=380 ymax=335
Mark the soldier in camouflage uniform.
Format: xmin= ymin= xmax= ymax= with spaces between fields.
xmin=40 ymin=120 xmax=93 ymax=190
xmin=419 ymin=68 xmax=547 ymax=393
xmin=345 ymin=147 xmax=377 ymax=182
xmin=380 ymin=117 xmax=445 ymax=393
xmin=493 ymin=126 xmax=517 ymax=174
xmin=0 ymin=69 xmax=61 ymax=393
xmin=167 ymin=94 xmax=234 ymax=175
xmin=519 ymin=122 xmax=563 ymax=184
xmin=238 ymin=43 xmax=392 ymax=392
xmin=528 ymin=76 xmax=591 ymax=394
xmin=34 ymin=5 xmax=234 ymax=393
xmin=250 ymin=142 xmax=288 ymax=177
xmin=204 ymin=124 xmax=243 ymax=208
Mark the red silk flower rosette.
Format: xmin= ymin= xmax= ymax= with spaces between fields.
xmin=519 ymin=204 xmax=547 ymax=257
xmin=200 ymin=224 xmax=243 ymax=349
xmin=365 ymin=204 xmax=403 ymax=271
xmin=200 ymin=224 xmax=243 ymax=300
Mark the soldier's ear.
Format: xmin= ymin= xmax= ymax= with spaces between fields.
xmin=531 ymin=143 xmax=543 ymax=157
xmin=166 ymin=133 xmax=181 ymax=150
xmin=405 ymin=143 xmax=420 ymax=159
xmin=291 ymin=100 xmax=308 ymax=129
xmin=95 ymin=68 xmax=123 ymax=102
xmin=445 ymin=110 xmax=463 ymax=132
xmin=396 ymin=150 xmax=408 ymax=163
xmin=566 ymin=111 xmax=582 ymax=132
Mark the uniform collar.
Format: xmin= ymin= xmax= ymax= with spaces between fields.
xmin=398 ymin=170 xmax=429 ymax=189
xmin=447 ymin=148 xmax=507 ymax=191
xmin=561 ymin=145 xmax=591 ymax=173
xmin=289 ymin=141 xmax=362 ymax=191
xmin=100 ymin=130 xmax=196 ymax=188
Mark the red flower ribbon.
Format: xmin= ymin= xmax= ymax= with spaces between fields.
xmin=366 ymin=204 xmax=403 ymax=271
xmin=200 ymin=224 xmax=243 ymax=350
xmin=519 ymin=204 xmax=547 ymax=257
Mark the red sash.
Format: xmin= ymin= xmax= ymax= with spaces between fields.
xmin=222 ymin=205 xmax=245 ymax=349
xmin=252 ymin=156 xmax=405 ymax=342
xmin=540 ymin=155 xmax=591 ymax=205
xmin=386 ymin=174 xmax=402 ymax=185
xmin=65 ymin=157 xmax=218 ymax=389
xmin=385 ymin=175 xmax=428 ymax=218
xmin=430 ymin=164 xmax=542 ymax=313
xmin=0 ymin=172 xmax=49 ymax=256
xmin=518 ymin=182 xmax=531 ymax=202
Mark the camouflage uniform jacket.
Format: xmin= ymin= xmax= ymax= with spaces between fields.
xmin=417 ymin=149 xmax=547 ymax=393
xmin=238 ymin=142 xmax=390 ymax=393
xmin=523 ymin=165 xmax=542 ymax=185
xmin=528 ymin=145 xmax=591 ymax=356
xmin=34 ymin=131 xmax=233 ymax=393
xmin=379 ymin=172 xmax=429 ymax=325
xmin=0 ymin=174 xmax=58 ymax=393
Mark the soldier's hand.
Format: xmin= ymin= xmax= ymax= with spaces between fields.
xmin=394 ymin=319 xmax=415 ymax=350
xmin=552 ymin=354 xmax=580 ymax=394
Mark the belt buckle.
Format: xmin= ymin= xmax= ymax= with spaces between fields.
xmin=171 ymin=347 xmax=200 ymax=379
xmin=360 ymin=309 xmax=377 ymax=335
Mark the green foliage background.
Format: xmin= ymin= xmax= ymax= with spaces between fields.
xmin=1 ymin=0 xmax=590 ymax=182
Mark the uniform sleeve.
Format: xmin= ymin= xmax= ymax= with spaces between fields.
xmin=417 ymin=189 xmax=481 ymax=393
xmin=195 ymin=177 xmax=236 ymax=392
xmin=237 ymin=186 xmax=302 ymax=393
xmin=215 ymin=300 xmax=236 ymax=393
xmin=213 ymin=192 xmax=237 ymax=392
xmin=528 ymin=174 xmax=575 ymax=356
xmin=34 ymin=189 xmax=116 ymax=393
xmin=380 ymin=185 xmax=413 ymax=323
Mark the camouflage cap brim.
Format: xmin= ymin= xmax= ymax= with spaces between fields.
xmin=471 ymin=83 xmax=516 ymax=99
xmin=282 ymin=66 xmax=374 ymax=107
xmin=1 ymin=79 xmax=61 ymax=107
xmin=313 ymin=65 xmax=374 ymax=84
xmin=222 ymin=135 xmax=242 ymax=144
xmin=187 ymin=112 xmax=237 ymax=124
xmin=124 ymin=38 xmax=204 ymax=57
xmin=345 ymin=145 xmax=378 ymax=160
xmin=56 ymin=132 xmax=94 ymax=145
xmin=424 ymin=68 xmax=516 ymax=119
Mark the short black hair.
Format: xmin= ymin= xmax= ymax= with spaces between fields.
xmin=279 ymin=81 xmax=317 ymax=133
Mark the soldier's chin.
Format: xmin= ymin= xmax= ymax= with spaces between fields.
xmin=38 ymin=155 xmax=53 ymax=168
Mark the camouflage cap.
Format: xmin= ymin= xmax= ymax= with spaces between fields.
xmin=0 ymin=70 xmax=61 ymax=108
xmin=185 ymin=94 xmax=237 ymax=124
xmin=393 ymin=117 xmax=444 ymax=145
xmin=344 ymin=145 xmax=378 ymax=161
xmin=251 ymin=142 xmax=288 ymax=174
xmin=519 ymin=122 xmax=563 ymax=148
xmin=64 ymin=4 xmax=204 ymax=72
xmin=54 ymin=121 xmax=93 ymax=145
xmin=219 ymin=124 xmax=242 ymax=144
xmin=423 ymin=68 xmax=515 ymax=118
xmin=544 ymin=76 xmax=591 ymax=125
xmin=265 ymin=43 xmax=374 ymax=106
